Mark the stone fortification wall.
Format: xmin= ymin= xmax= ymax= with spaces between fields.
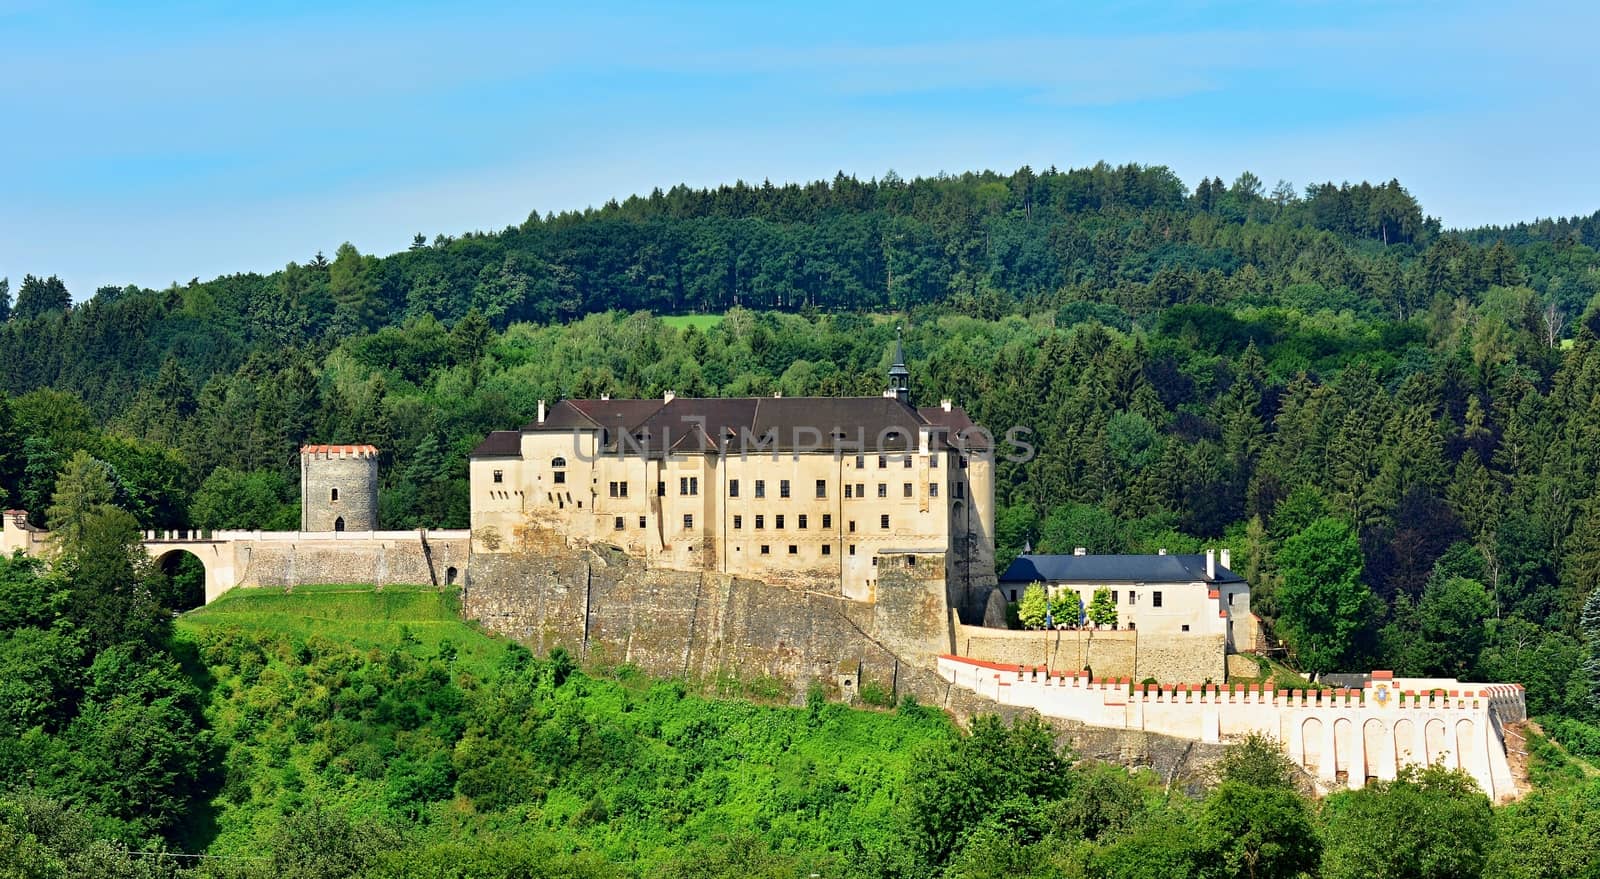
xmin=230 ymin=531 xmax=470 ymax=589
xmin=464 ymin=544 xmax=955 ymax=701
xmin=939 ymin=655 xmax=1526 ymax=802
xmin=953 ymin=622 xmax=1226 ymax=684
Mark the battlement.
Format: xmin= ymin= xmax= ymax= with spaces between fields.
xmin=300 ymin=444 xmax=380 ymax=459
xmin=937 ymin=654 xmax=1525 ymax=801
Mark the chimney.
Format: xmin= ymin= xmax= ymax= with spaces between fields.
xmin=537 ymin=400 xmax=546 ymax=424
xmin=1073 ymin=547 xmax=1087 ymax=557
xmin=1220 ymin=548 xmax=1232 ymax=570
xmin=941 ymin=398 xmax=952 ymax=412
xmin=1157 ymin=547 xmax=1167 ymax=556
xmin=663 ymin=390 xmax=675 ymax=404
xmin=1205 ymin=549 xmax=1216 ymax=580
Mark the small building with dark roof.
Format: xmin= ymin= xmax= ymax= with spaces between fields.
xmin=1000 ymin=548 xmax=1252 ymax=652
xmin=467 ymin=338 xmax=997 ymax=607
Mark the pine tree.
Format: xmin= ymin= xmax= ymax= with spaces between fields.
xmin=1582 ymin=586 xmax=1600 ymax=718
xmin=0 ymin=277 xmax=10 ymax=321
xmin=45 ymin=450 xmax=118 ymax=553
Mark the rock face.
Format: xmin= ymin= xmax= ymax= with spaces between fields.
xmin=465 ymin=546 xmax=954 ymax=700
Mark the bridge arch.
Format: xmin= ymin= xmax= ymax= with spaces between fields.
xmin=153 ymin=548 xmax=208 ymax=611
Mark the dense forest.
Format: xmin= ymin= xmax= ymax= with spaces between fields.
xmin=5 ymin=163 xmax=1600 ymax=875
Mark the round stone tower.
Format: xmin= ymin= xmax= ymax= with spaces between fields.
xmin=300 ymin=444 xmax=380 ymax=532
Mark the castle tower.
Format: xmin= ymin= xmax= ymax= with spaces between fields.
xmin=888 ymin=328 xmax=910 ymax=404
xmin=300 ymin=444 xmax=380 ymax=532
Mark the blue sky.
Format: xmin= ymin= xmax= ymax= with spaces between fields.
xmin=3 ymin=0 xmax=1596 ymax=296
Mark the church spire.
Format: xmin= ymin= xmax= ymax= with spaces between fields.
xmin=888 ymin=327 xmax=910 ymax=404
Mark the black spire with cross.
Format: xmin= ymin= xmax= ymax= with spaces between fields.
xmin=888 ymin=326 xmax=910 ymax=404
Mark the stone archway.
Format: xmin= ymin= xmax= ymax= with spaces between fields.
xmin=154 ymin=548 xmax=208 ymax=611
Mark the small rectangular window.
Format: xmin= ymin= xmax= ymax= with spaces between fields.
xmin=1131 ymin=592 xmax=1138 ymax=605
xmin=816 ymin=479 xmax=827 ymax=498
xmin=822 ymin=544 xmax=831 ymax=556
xmin=849 ymin=544 xmax=856 ymax=555
xmin=775 ymin=514 xmax=785 ymax=529
xmin=493 ymin=470 xmax=504 ymax=484
xmin=878 ymin=455 xmax=887 ymax=469
xmin=821 ymin=514 xmax=832 ymax=529
xmin=733 ymin=515 xmax=743 ymax=529
xmin=609 ymin=481 xmax=619 ymax=498
xmin=929 ymin=483 xmax=939 ymax=497
xmin=680 ymin=477 xmax=688 ymax=495
xmin=1153 ymin=591 xmax=1163 ymax=608
xmin=756 ymin=515 xmax=765 ymax=529
xmin=904 ymin=456 xmax=913 ymax=469
xmin=903 ymin=482 xmax=913 ymax=498
xmin=880 ymin=514 xmax=890 ymax=530
xmin=788 ymin=545 xmax=798 ymax=555
xmin=619 ymin=481 xmax=628 ymax=497
xmin=1112 ymin=590 xmax=1119 ymax=604
xmin=855 ymin=482 xmax=864 ymax=498
xmin=639 ymin=516 xmax=647 ymax=528
xmin=877 ymin=483 xmax=887 ymax=498
xmin=849 ymin=520 xmax=857 ymax=533
xmin=959 ymin=456 xmax=969 ymax=469
xmin=930 ymin=453 xmax=939 ymax=467
xmin=690 ymin=476 xmax=698 ymax=496
xmin=614 ymin=516 xmax=624 ymax=530
xmin=683 ymin=514 xmax=694 ymax=530
xmin=656 ymin=480 xmax=664 ymax=496
xmin=855 ymin=454 xmax=865 ymax=468
xmin=953 ymin=482 xmax=965 ymax=499
xmin=1181 ymin=624 xmax=1190 ymax=632
xmin=554 ymin=471 xmax=566 ymax=484
xmin=845 ymin=484 xmax=854 ymax=499
xmin=780 ymin=479 xmax=791 ymax=499
xmin=798 ymin=514 xmax=808 ymax=529
xmin=729 ymin=479 xmax=740 ymax=498
xmin=330 ymin=488 xmax=339 ymax=501
xmin=755 ymin=479 xmax=766 ymax=498
xmin=871 ymin=557 xmax=878 ymax=566
xmin=760 ymin=544 xmax=770 ymax=555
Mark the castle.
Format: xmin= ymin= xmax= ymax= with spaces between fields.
xmin=467 ymin=336 xmax=997 ymax=612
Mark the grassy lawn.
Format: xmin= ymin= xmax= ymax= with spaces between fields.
xmin=177 ymin=583 xmax=508 ymax=677
xmin=660 ymin=314 xmax=724 ymax=330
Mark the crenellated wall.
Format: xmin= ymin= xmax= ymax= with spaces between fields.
xmin=939 ymin=655 xmax=1526 ymax=802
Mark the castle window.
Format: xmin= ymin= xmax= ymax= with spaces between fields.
xmin=780 ymin=479 xmax=790 ymax=498
xmin=614 ymin=517 xmax=625 ymax=530
xmin=878 ymin=455 xmax=887 ymax=469
xmin=755 ymin=479 xmax=766 ymax=498
xmin=657 ymin=481 xmax=665 ymax=496
xmin=618 ymin=481 xmax=628 ymax=497
xmin=1130 ymin=592 xmax=1138 ymax=605
xmin=330 ymin=488 xmax=339 ymax=501
xmin=845 ymin=484 xmax=854 ymax=499
xmin=855 ymin=454 xmax=864 ymax=468
xmin=959 ymin=456 xmax=968 ymax=469
xmin=849 ymin=544 xmax=856 ymax=555
xmin=849 ymin=520 xmax=856 ymax=533
xmin=903 ymin=482 xmax=913 ymax=498
xmin=680 ymin=476 xmax=698 ymax=496
xmin=871 ymin=557 xmax=878 ymax=566
xmin=1181 ymin=624 xmax=1190 ymax=632
xmin=729 ymin=479 xmax=740 ymax=498
xmin=734 ymin=515 xmax=743 ymax=529
xmin=761 ymin=545 xmax=770 ymax=555
xmin=929 ymin=483 xmax=939 ymax=497
xmin=608 ymin=481 xmax=619 ymax=498
xmin=756 ymin=515 xmax=765 ymax=529
xmin=953 ymin=482 xmax=965 ymax=499
xmin=552 ymin=457 xmax=567 ymax=467
xmin=493 ymin=470 xmax=504 ymax=483
xmin=907 ymin=555 xmax=916 ymax=566
xmin=822 ymin=544 xmax=832 ymax=556
xmin=877 ymin=484 xmax=887 ymax=498
xmin=334 ymin=516 xmax=345 ymax=531
xmin=1111 ymin=590 xmax=1119 ymax=604
xmin=904 ymin=456 xmax=913 ymax=469
xmin=798 ymin=514 xmax=808 ymax=529
xmin=639 ymin=516 xmax=647 ymax=528
xmin=855 ymin=482 xmax=864 ymax=497
xmin=880 ymin=514 xmax=889 ymax=530
xmin=1153 ymin=591 xmax=1163 ymax=608
xmin=788 ymin=545 xmax=798 ymax=555
xmin=815 ymin=479 xmax=826 ymax=498
xmin=775 ymin=514 xmax=785 ymax=529
xmin=683 ymin=514 xmax=694 ymax=530
xmin=930 ymin=453 xmax=939 ymax=467
xmin=822 ymin=514 xmax=832 ymax=529
xmin=1010 ymin=589 xmax=1017 ymax=601
xmin=554 ymin=471 xmax=566 ymax=484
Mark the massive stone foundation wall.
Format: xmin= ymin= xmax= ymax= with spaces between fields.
xmin=465 ymin=545 xmax=959 ymax=701
xmin=953 ymin=622 xmax=1227 ymax=684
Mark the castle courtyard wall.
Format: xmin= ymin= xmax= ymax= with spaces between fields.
xmin=952 ymin=622 xmax=1226 ymax=684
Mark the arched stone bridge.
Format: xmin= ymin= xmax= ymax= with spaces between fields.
xmin=143 ymin=528 xmax=472 ymax=605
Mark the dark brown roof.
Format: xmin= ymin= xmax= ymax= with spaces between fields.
xmin=489 ymin=394 xmax=983 ymax=457
xmin=470 ymin=430 xmax=521 ymax=457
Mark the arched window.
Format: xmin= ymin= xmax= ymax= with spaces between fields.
xmin=334 ymin=516 xmax=345 ymax=532
xmin=551 ymin=457 xmax=567 ymax=468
